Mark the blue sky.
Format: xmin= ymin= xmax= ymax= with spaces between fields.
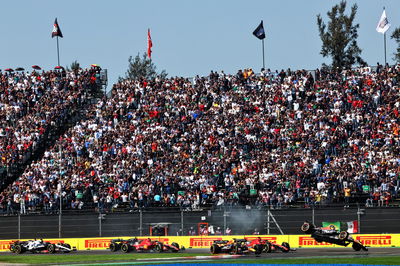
xmin=1 ymin=0 xmax=399 ymax=90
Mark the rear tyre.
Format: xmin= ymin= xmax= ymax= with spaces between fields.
xmin=14 ymin=244 xmax=22 ymax=254
xmin=121 ymin=243 xmax=130 ymax=253
xmin=264 ymin=242 xmax=271 ymax=253
xmin=155 ymin=243 xmax=163 ymax=253
xmin=109 ymin=243 xmax=118 ymax=252
xmin=210 ymin=244 xmax=220 ymax=254
xmin=339 ymin=231 xmax=349 ymax=240
xmin=9 ymin=244 xmax=15 ymax=253
xmin=281 ymin=242 xmax=290 ymax=253
xmin=254 ymin=244 xmax=263 ymax=255
xmin=47 ymin=244 xmax=56 ymax=254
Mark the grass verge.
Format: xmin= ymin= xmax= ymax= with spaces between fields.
xmin=0 ymin=252 xmax=204 ymax=264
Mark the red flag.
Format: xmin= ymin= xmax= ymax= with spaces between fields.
xmin=147 ymin=28 xmax=152 ymax=58
xmin=52 ymin=18 xmax=63 ymax=38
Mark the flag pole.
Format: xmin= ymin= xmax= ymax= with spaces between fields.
xmin=262 ymin=39 xmax=265 ymax=69
xmin=383 ymin=6 xmax=387 ymax=66
xmin=56 ymin=36 xmax=60 ymax=66
xmin=384 ymin=32 xmax=387 ymax=66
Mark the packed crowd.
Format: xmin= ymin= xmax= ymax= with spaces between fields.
xmin=1 ymin=64 xmax=400 ymax=214
xmin=0 ymin=68 xmax=101 ymax=213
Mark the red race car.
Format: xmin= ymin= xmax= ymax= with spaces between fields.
xmin=110 ymin=238 xmax=184 ymax=253
xmin=248 ymin=237 xmax=291 ymax=253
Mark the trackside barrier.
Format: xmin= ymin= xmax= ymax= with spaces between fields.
xmin=0 ymin=234 xmax=399 ymax=252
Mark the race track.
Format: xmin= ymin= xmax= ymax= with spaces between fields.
xmin=3 ymin=247 xmax=400 ymax=258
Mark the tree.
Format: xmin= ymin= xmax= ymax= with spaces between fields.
xmin=124 ymin=53 xmax=167 ymax=80
xmin=317 ymin=1 xmax=366 ymax=69
xmin=391 ymin=27 xmax=400 ymax=63
xmin=65 ymin=60 xmax=80 ymax=74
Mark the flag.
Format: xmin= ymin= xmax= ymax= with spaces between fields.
xmin=347 ymin=221 xmax=358 ymax=233
xmin=253 ymin=20 xmax=265 ymax=40
xmin=322 ymin=221 xmax=341 ymax=231
xmin=52 ymin=18 xmax=63 ymax=38
xmin=147 ymin=28 xmax=153 ymax=58
xmin=376 ymin=9 xmax=390 ymax=34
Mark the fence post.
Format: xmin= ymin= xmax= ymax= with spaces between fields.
xmin=139 ymin=209 xmax=143 ymax=236
xmin=58 ymin=208 xmax=62 ymax=238
xmin=312 ymin=207 xmax=315 ymax=225
xmin=267 ymin=209 xmax=270 ymax=234
xmin=18 ymin=213 xmax=21 ymax=239
xmin=181 ymin=210 xmax=184 ymax=236
xmin=98 ymin=211 xmax=102 ymax=237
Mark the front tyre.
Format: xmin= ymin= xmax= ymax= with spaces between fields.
xmin=281 ymin=242 xmax=290 ymax=253
xmin=121 ymin=243 xmax=130 ymax=253
xmin=171 ymin=242 xmax=179 ymax=252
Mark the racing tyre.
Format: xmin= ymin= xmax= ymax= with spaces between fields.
xmin=281 ymin=242 xmax=290 ymax=253
xmin=9 ymin=244 xmax=15 ymax=253
xmin=48 ymin=244 xmax=56 ymax=254
xmin=109 ymin=243 xmax=118 ymax=252
xmin=210 ymin=244 xmax=220 ymax=254
xmin=14 ymin=244 xmax=22 ymax=254
xmin=263 ymin=242 xmax=271 ymax=253
xmin=63 ymin=243 xmax=71 ymax=253
xmin=352 ymin=242 xmax=362 ymax=251
xmin=171 ymin=242 xmax=179 ymax=252
xmin=254 ymin=244 xmax=263 ymax=255
xmin=232 ymin=245 xmax=240 ymax=255
xmin=339 ymin=231 xmax=349 ymax=240
xmin=155 ymin=243 xmax=163 ymax=253
xmin=121 ymin=243 xmax=130 ymax=253
xmin=301 ymin=222 xmax=314 ymax=234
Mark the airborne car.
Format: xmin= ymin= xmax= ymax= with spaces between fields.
xmin=10 ymin=239 xmax=75 ymax=254
xmin=301 ymin=221 xmax=368 ymax=251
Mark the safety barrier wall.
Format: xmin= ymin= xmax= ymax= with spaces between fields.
xmin=1 ymin=234 xmax=399 ymax=252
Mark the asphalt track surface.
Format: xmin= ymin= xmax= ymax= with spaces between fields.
xmin=3 ymin=247 xmax=400 ymax=258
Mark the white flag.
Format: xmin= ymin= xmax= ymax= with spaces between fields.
xmin=376 ymin=9 xmax=390 ymax=34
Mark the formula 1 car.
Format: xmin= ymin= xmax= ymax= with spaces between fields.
xmin=210 ymin=239 xmax=263 ymax=255
xmin=9 ymin=239 xmax=75 ymax=254
xmin=248 ymin=237 xmax=291 ymax=253
xmin=109 ymin=238 xmax=184 ymax=253
xmin=301 ymin=221 xmax=368 ymax=251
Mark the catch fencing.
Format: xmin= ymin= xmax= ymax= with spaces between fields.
xmin=0 ymin=205 xmax=399 ymax=240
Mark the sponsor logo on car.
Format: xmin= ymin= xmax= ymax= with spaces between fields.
xmin=245 ymin=236 xmax=277 ymax=243
xmin=85 ymin=239 xmax=112 ymax=248
xmin=190 ymin=237 xmax=223 ymax=247
xmin=299 ymin=237 xmax=334 ymax=246
xmin=356 ymin=235 xmax=391 ymax=246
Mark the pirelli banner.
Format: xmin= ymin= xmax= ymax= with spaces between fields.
xmin=0 ymin=234 xmax=398 ymax=251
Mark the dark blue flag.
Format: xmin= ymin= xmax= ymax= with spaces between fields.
xmin=253 ymin=20 xmax=265 ymax=40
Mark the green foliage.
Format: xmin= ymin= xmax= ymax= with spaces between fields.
xmin=124 ymin=53 xmax=167 ymax=80
xmin=391 ymin=27 xmax=400 ymax=63
xmin=70 ymin=60 xmax=80 ymax=73
xmin=317 ymin=1 xmax=366 ymax=69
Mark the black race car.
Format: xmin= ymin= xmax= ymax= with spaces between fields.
xmin=301 ymin=221 xmax=368 ymax=251
xmin=210 ymin=239 xmax=263 ymax=255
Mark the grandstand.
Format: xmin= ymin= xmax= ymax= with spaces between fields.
xmin=0 ymin=64 xmax=400 ymax=215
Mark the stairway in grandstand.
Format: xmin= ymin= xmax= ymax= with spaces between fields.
xmin=0 ymin=83 xmax=105 ymax=192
